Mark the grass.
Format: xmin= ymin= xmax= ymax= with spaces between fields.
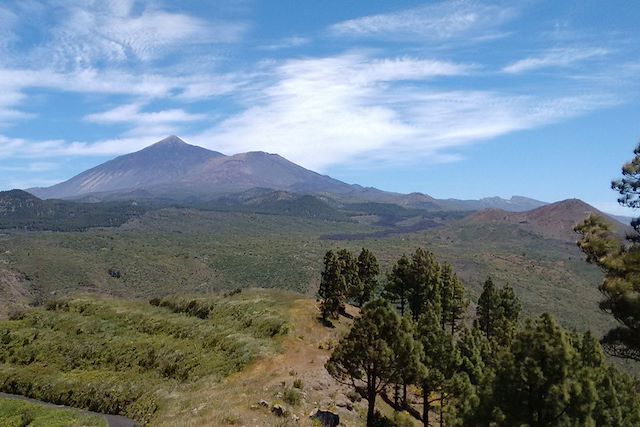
xmin=0 ymin=397 xmax=106 ymax=427
xmin=0 ymin=290 xmax=290 ymax=424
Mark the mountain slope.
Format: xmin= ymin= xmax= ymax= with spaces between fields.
xmin=181 ymin=151 xmax=354 ymax=195
xmin=29 ymin=136 xmax=223 ymax=199
xmin=467 ymin=199 xmax=626 ymax=242
xmin=27 ymin=136 xmax=548 ymax=212
xmin=28 ymin=136 xmax=355 ymax=200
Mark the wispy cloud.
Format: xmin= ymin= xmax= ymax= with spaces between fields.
xmin=329 ymin=0 xmax=517 ymax=42
xmin=29 ymin=0 xmax=247 ymax=68
xmin=85 ymin=102 xmax=208 ymax=137
xmin=260 ymin=36 xmax=310 ymax=51
xmin=85 ymin=102 xmax=206 ymax=125
xmin=184 ymin=53 xmax=614 ymax=171
xmin=503 ymin=47 xmax=610 ymax=73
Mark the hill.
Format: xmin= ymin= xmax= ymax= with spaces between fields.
xmin=466 ymin=199 xmax=627 ymax=242
xmin=0 ymin=189 xmax=150 ymax=231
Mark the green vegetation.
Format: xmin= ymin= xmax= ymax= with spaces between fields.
xmin=0 ymin=190 xmax=151 ymax=232
xmin=0 ymin=291 xmax=289 ymax=424
xmin=326 ymin=299 xmax=421 ymax=426
xmin=575 ymin=142 xmax=640 ymax=361
xmin=0 ymin=397 xmax=107 ymax=427
xmin=325 ymin=246 xmax=640 ymax=427
xmin=0 ymin=205 xmax=610 ymax=339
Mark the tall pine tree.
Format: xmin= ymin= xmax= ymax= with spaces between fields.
xmin=326 ymin=299 xmax=423 ymax=427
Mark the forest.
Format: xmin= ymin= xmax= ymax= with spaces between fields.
xmin=318 ymin=246 xmax=640 ymax=427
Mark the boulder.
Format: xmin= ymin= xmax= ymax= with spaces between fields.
xmin=310 ymin=409 xmax=340 ymax=427
xmin=272 ymin=404 xmax=287 ymax=417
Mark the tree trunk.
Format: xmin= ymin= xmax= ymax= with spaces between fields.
xmin=439 ymin=396 xmax=444 ymax=427
xmin=367 ymin=388 xmax=377 ymax=427
xmin=423 ymin=384 xmax=430 ymax=427
xmin=403 ymin=383 xmax=408 ymax=407
xmin=394 ymin=383 xmax=400 ymax=407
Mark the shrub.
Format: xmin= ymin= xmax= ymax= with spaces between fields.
xmin=282 ymin=387 xmax=302 ymax=406
xmin=221 ymin=413 xmax=242 ymax=425
xmin=293 ymin=378 xmax=304 ymax=390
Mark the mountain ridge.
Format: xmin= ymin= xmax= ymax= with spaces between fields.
xmin=27 ymin=135 xmax=545 ymax=212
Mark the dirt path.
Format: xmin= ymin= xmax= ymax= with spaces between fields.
xmin=0 ymin=392 xmax=136 ymax=427
xmin=154 ymin=299 xmax=368 ymax=426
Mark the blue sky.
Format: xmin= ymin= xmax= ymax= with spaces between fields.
xmin=0 ymin=0 xmax=638 ymax=214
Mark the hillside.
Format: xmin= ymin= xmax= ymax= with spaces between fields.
xmin=0 ymin=189 xmax=150 ymax=231
xmin=28 ymin=137 xmax=224 ymax=199
xmin=466 ymin=198 xmax=627 ymax=242
xmin=0 ymin=290 xmax=368 ymax=426
xmin=0 ymin=205 xmax=614 ymax=338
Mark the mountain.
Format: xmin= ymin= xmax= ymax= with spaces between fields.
xmin=28 ymin=136 xmax=223 ymax=199
xmin=28 ymin=136 xmax=354 ymax=200
xmin=27 ymin=136 xmax=547 ymax=212
xmin=467 ymin=198 xmax=628 ymax=242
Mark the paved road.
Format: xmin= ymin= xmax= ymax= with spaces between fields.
xmin=0 ymin=392 xmax=136 ymax=427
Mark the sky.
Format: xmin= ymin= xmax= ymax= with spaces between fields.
xmin=0 ymin=0 xmax=639 ymax=215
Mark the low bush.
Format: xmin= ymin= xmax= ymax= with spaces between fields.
xmin=282 ymin=387 xmax=302 ymax=406
xmin=0 ymin=294 xmax=289 ymax=424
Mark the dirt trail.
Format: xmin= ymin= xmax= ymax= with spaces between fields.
xmin=155 ymin=299 xmax=367 ymax=426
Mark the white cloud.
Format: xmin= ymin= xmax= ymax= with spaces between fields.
xmin=184 ymin=53 xmax=614 ymax=171
xmin=0 ymin=66 xmax=245 ymax=130
xmin=34 ymin=0 xmax=247 ymax=67
xmin=260 ymin=36 xmax=310 ymax=50
xmin=329 ymin=0 xmax=517 ymax=42
xmin=84 ymin=102 xmax=208 ymax=138
xmin=85 ymin=102 xmax=206 ymax=125
xmin=503 ymin=47 xmax=610 ymax=73
xmin=0 ymin=134 xmax=169 ymax=159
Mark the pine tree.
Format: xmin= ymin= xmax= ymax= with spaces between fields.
xmin=408 ymin=248 xmax=441 ymax=322
xmin=487 ymin=314 xmax=596 ymax=426
xmin=440 ymin=263 xmax=468 ymax=335
xmin=318 ymin=248 xmax=361 ymax=320
xmin=476 ymin=277 xmax=498 ymax=338
xmin=574 ymin=141 xmax=640 ymax=361
xmin=415 ymin=311 xmax=460 ymax=427
xmin=384 ymin=254 xmax=412 ymax=316
xmin=318 ymin=250 xmax=344 ymax=320
xmin=337 ymin=248 xmax=360 ymax=305
xmin=354 ymin=248 xmax=380 ymax=306
xmin=326 ymin=299 xmax=423 ymax=427
xmin=476 ymin=278 xmax=521 ymax=344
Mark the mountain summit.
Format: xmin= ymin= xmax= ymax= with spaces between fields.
xmin=28 ymin=136 xmax=353 ymax=200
